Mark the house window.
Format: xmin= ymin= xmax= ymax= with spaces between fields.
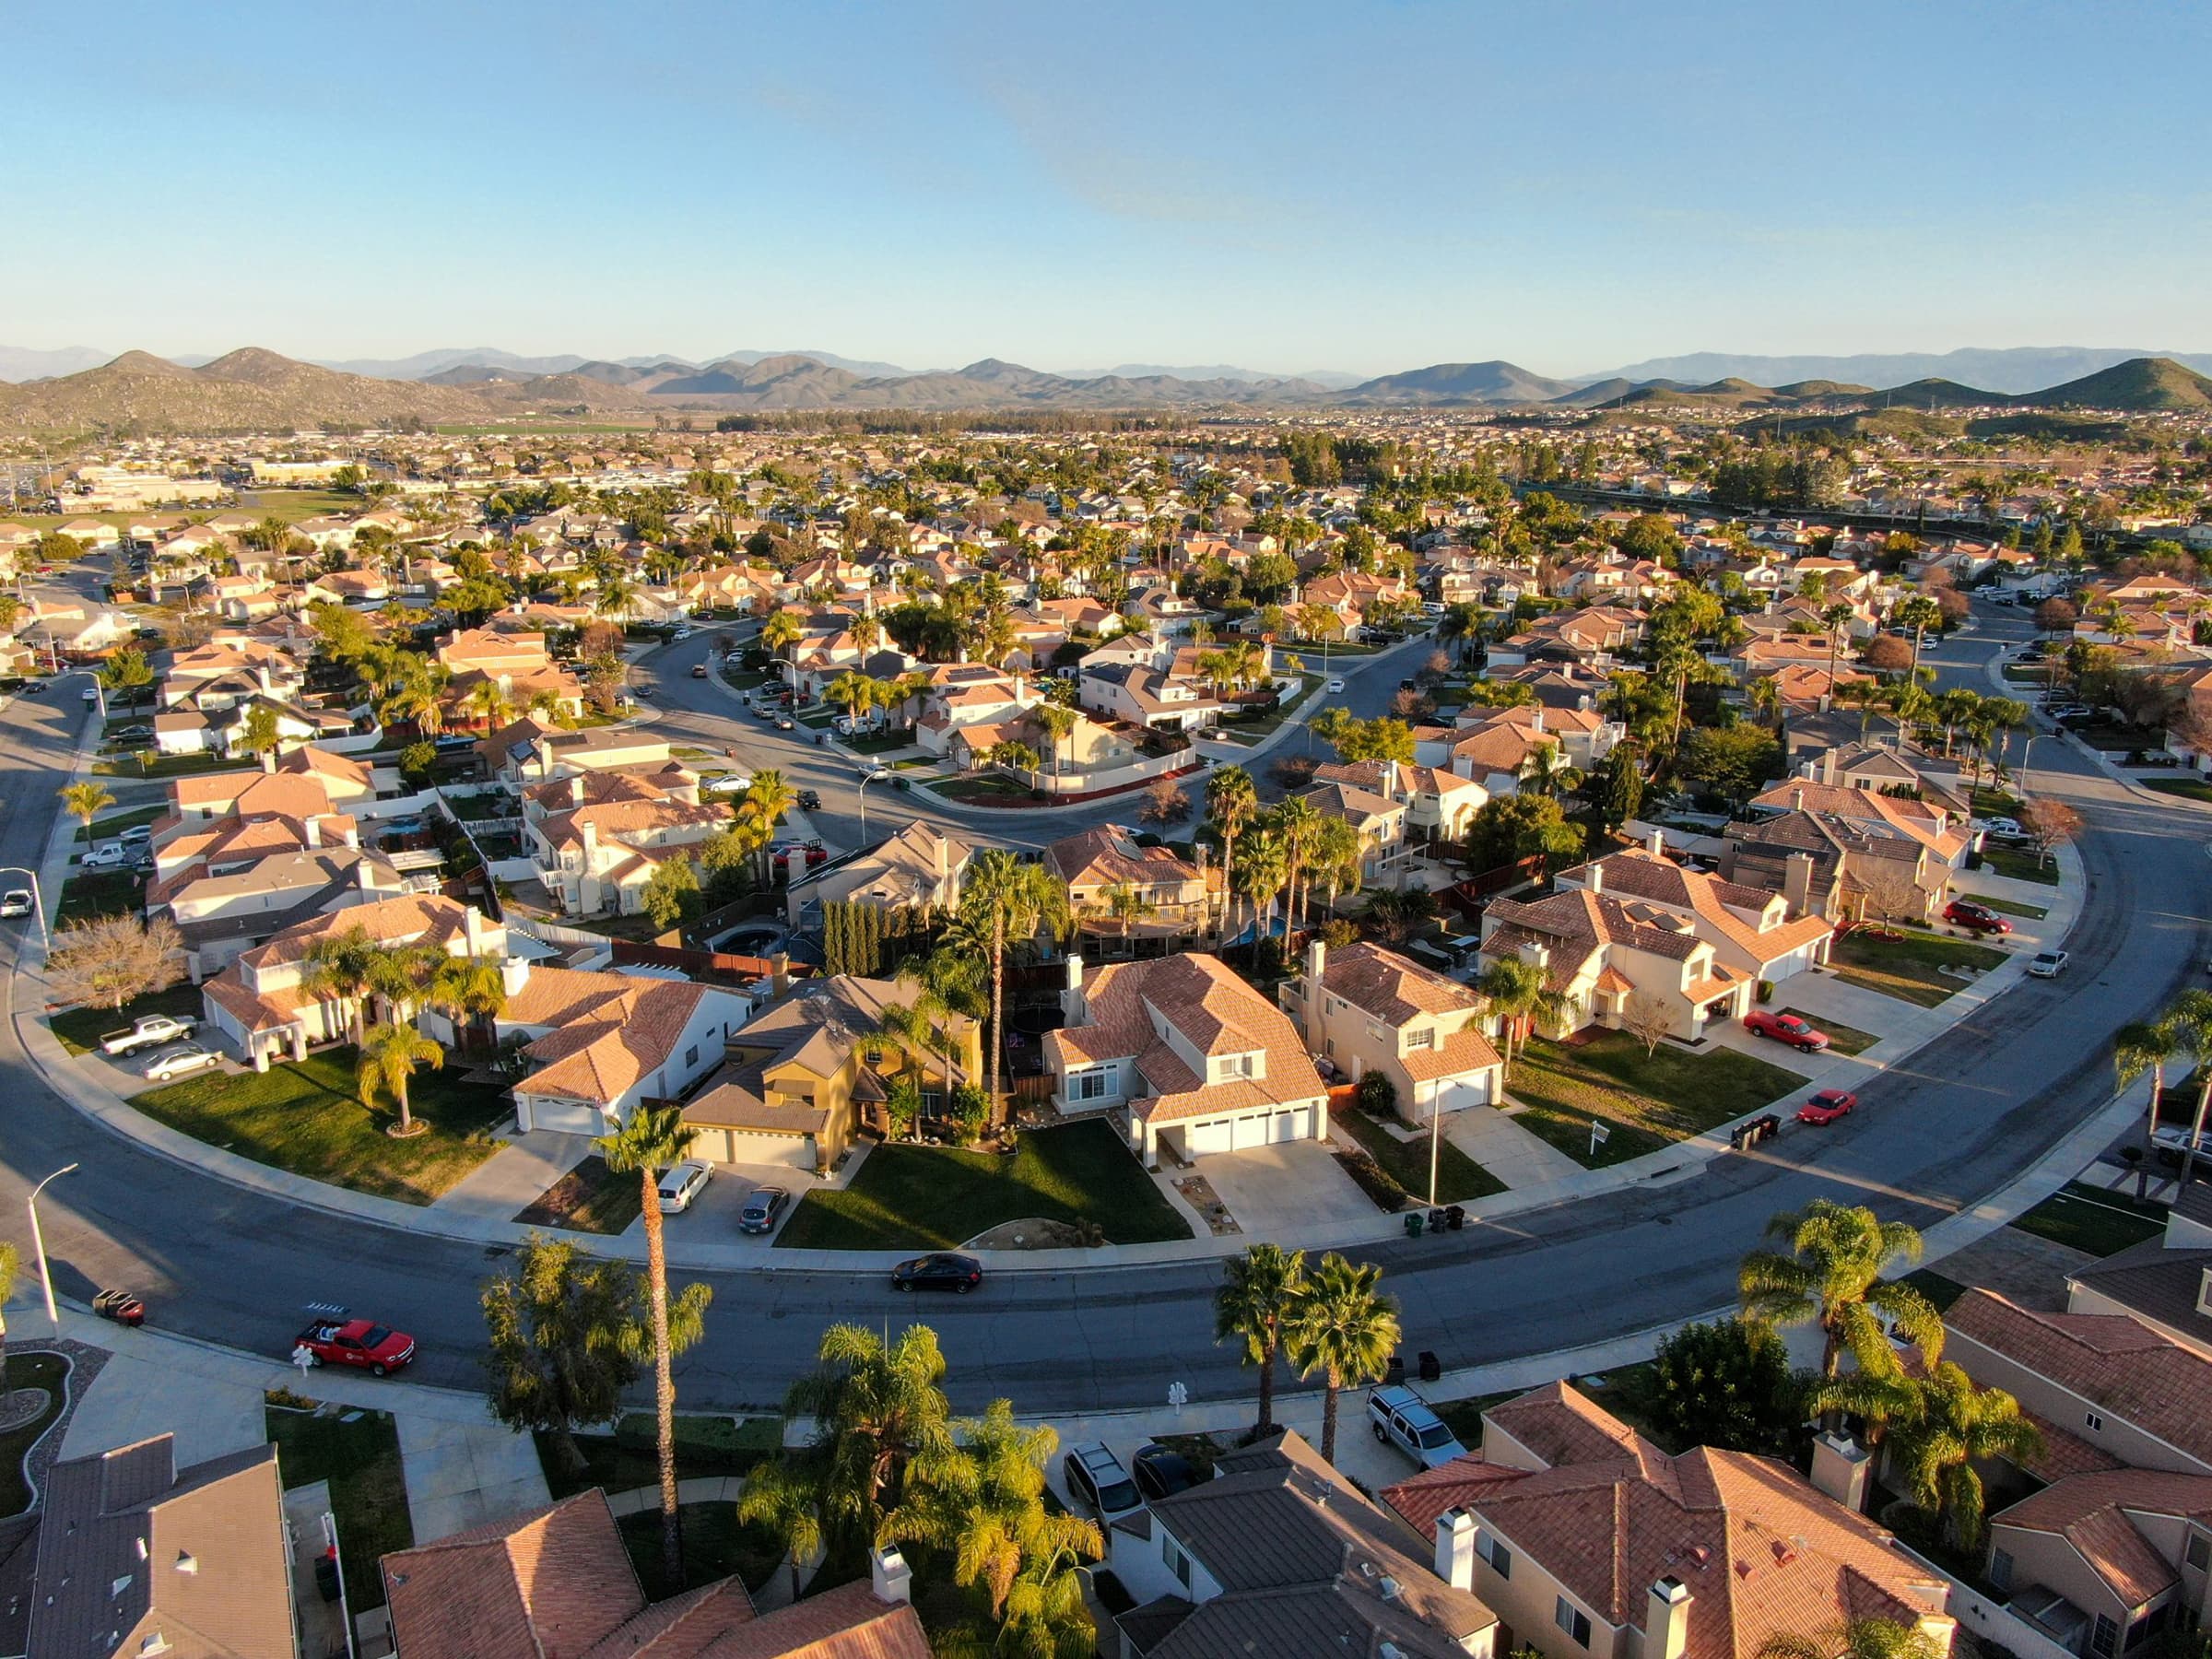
xmin=1478 ymin=1535 xmax=1512 ymax=1580
xmin=2086 ymin=1410 xmax=2105 ymax=1432
xmin=684 ymin=1045 xmax=699 ymax=1067
xmin=2092 ymin=1616 xmax=2119 ymax=1657
xmin=1555 ymin=1597 xmax=1591 ymax=1647
xmin=1990 ymin=1549 xmax=2013 ymax=1589
xmin=1405 ymin=1027 xmax=1434 ymax=1051
xmin=1068 ymin=1065 xmax=1113 ymax=1102
xmin=1162 ymin=1533 xmax=1192 ymax=1589
xmin=2187 ymin=1532 xmax=2210 ymax=1572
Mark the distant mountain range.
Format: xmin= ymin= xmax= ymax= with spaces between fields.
xmin=1578 ymin=346 xmax=2212 ymax=396
xmin=2 ymin=347 xmax=2209 ymax=432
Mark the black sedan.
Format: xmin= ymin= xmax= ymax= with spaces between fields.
xmin=1132 ymin=1442 xmax=1199 ymax=1501
xmin=890 ymin=1253 xmax=982 ymax=1294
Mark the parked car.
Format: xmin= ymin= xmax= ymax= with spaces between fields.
xmin=1326 ymin=677 xmax=1346 ymax=694
xmin=738 ymin=1186 xmax=789 ymax=1234
xmin=142 ymin=1041 xmax=221 ymax=1082
xmin=101 ymin=1014 xmax=197 ymax=1055
xmin=655 ymin=1159 xmax=713 ymax=1214
xmin=1131 ymin=1442 xmax=1200 ymax=1502
xmin=1795 ymin=1089 xmax=1858 ymax=1126
xmin=1976 ymin=817 xmax=2026 ymax=841
xmin=0 ymin=889 xmax=32 ymax=918
xmin=1943 ymin=900 xmax=2011 ymax=935
xmin=1744 ymin=1010 xmax=1830 ymax=1053
xmin=118 ymin=823 xmax=153 ymax=845
xmin=83 ymin=841 xmax=126 ymax=868
xmin=889 ymin=1253 xmax=982 ymax=1293
xmin=2151 ymin=1124 xmax=2212 ymax=1168
xmin=1367 ymin=1383 xmax=1467 ymax=1468
xmin=291 ymin=1311 xmax=417 ymax=1376
xmin=2028 ymin=950 xmax=2069 ymax=979
xmin=1061 ymin=1442 xmax=1145 ymax=1524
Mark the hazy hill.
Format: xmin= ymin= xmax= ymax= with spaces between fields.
xmin=1340 ymin=360 xmax=1577 ymax=405
xmin=0 ymin=347 xmax=492 ymax=431
xmin=2033 ymin=356 xmax=2212 ymax=411
xmin=1581 ymin=346 xmax=2212 ymax=395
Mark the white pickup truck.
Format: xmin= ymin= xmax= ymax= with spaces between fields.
xmin=100 ymin=1014 xmax=197 ymax=1056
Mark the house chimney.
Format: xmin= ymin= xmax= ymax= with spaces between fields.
xmin=464 ymin=905 xmax=483 ymax=955
xmin=1790 ymin=786 xmax=1805 ymax=812
xmin=302 ymin=814 xmax=321 ymax=850
xmin=1585 ymin=863 xmax=1603 ymax=896
xmin=501 ymin=954 xmax=531 ymax=996
xmin=1783 ymin=853 xmax=1814 ymax=919
xmin=1433 ymin=1509 xmax=1476 ymax=1592
xmin=871 ymin=1545 xmax=912 ymax=1606
xmin=1810 ymin=1432 xmax=1871 ymax=1512
xmin=569 ymin=773 xmax=585 ymax=807
xmin=1648 ymin=828 xmax=1665 ymax=857
xmin=1822 ymin=749 xmax=1840 ymax=785
xmin=260 ymin=747 xmax=276 ymax=774
xmin=1648 ymin=1576 xmax=1693 ymax=1659
xmin=1062 ymin=955 xmax=1086 ymax=1026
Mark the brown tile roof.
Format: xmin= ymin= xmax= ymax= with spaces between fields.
xmin=239 ymin=892 xmax=480 ymax=971
xmin=1400 ymin=1024 xmax=1506 ymax=1083
xmin=1484 ymin=887 xmax=1708 ymax=963
xmin=1322 ymin=941 xmax=1485 ymax=1025
xmin=1044 ymin=825 xmax=1200 ymax=893
xmin=694 ymin=1580 xmax=931 ymax=1658
xmin=1992 ymin=1470 xmax=2212 ymax=1606
xmin=522 ymin=980 xmax=712 ymax=1105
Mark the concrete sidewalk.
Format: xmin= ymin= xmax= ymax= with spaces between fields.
xmin=431 ymin=1129 xmax=586 ymax=1220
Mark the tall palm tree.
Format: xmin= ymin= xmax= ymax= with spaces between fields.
xmin=735 ymin=1456 xmax=824 ymax=1605
xmin=958 ymin=850 xmax=1069 ymax=1119
xmin=1820 ymin=601 xmax=1859 ymax=699
xmin=1889 ymin=1362 xmax=2042 ymax=1550
xmin=784 ymin=1322 xmax=956 ymax=1543
xmin=427 ymin=953 xmax=509 ymax=1056
xmin=1204 ymin=765 xmax=1259 ymax=942
xmin=2166 ymin=990 xmax=2212 ymax=1188
xmin=1477 ymin=957 xmax=1564 ymax=1076
xmin=1285 ymin=1253 xmax=1400 ymax=1465
xmin=2114 ymin=1018 xmax=2181 ymax=1199
xmin=302 ymin=924 xmax=382 ymax=1046
xmin=1097 ymin=879 xmax=1156 ymax=946
xmin=465 ymin=677 xmax=514 ymax=731
xmin=1214 ymin=1244 xmax=1306 ymax=1433
xmin=1036 ymin=702 xmax=1077 ymax=778
xmin=1270 ymin=795 xmax=1324 ymax=935
xmin=1738 ymin=1200 xmax=1940 ymax=1379
xmin=761 ymin=609 xmax=803 ymax=679
xmin=59 ymin=781 xmax=113 ymax=834
xmin=1237 ymin=828 xmax=1288 ymax=944
xmin=740 ymin=770 xmax=797 ymax=885
xmin=595 ymin=1100 xmax=715 ymax=1586
xmin=826 ymin=669 xmax=874 ymax=726
xmin=356 ymin=1018 xmax=442 ymax=1137
xmin=895 ymin=946 xmax=987 ymax=1112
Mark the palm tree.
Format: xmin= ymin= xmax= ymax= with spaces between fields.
xmin=1205 ymin=765 xmax=1259 ymax=942
xmin=1097 ymin=879 xmax=1156 ymax=947
xmin=1036 ymin=702 xmax=1077 ymax=778
xmin=740 ymin=770 xmax=797 ymax=885
xmin=595 ymin=1100 xmax=714 ymax=1586
xmin=1820 ymin=601 xmax=1858 ymax=698
xmin=427 ymin=953 xmax=509 ymax=1056
xmin=1893 ymin=595 xmax=1943 ymax=678
xmin=1889 ymin=1362 xmax=2042 ymax=1550
xmin=302 ymin=924 xmax=382 ymax=1046
xmin=2165 ymin=990 xmax=2212 ymax=1188
xmin=1759 ymin=1618 xmax=1948 ymax=1659
xmin=784 ymin=1322 xmax=956 ymax=1542
xmin=356 ymin=1018 xmax=442 ymax=1138
xmin=1236 ymin=828 xmax=1288 ymax=944
xmin=2114 ymin=1018 xmax=2181 ymax=1198
xmin=1285 ymin=1253 xmax=1400 ymax=1465
xmin=895 ymin=946 xmax=987 ymax=1112
xmin=735 ymin=1456 xmax=825 ymax=1604
xmin=761 ymin=609 xmax=803 ymax=680
xmin=1270 ymin=795 xmax=1324 ymax=935
xmin=464 ymin=677 xmax=514 ymax=731
xmin=1214 ymin=1244 xmax=1306 ymax=1433
xmin=958 ymin=850 xmax=1069 ymax=1119
xmin=1738 ymin=1200 xmax=1940 ymax=1379
xmin=1477 ymin=957 xmax=1564 ymax=1075
xmin=0 ymin=1241 xmax=18 ymax=1399
xmin=827 ymin=669 xmax=874 ymax=727
xmin=58 ymin=781 xmax=113 ymax=834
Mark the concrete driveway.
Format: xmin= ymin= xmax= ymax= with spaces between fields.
xmin=1200 ymin=1140 xmax=1377 ymax=1235
xmin=1446 ymin=1105 xmax=1583 ymax=1189
xmin=628 ymin=1159 xmax=822 ymax=1246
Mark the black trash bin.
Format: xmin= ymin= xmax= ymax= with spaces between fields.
xmin=1385 ymin=1354 xmax=1406 ymax=1386
xmin=1428 ymin=1209 xmax=1447 ymax=1234
xmin=1418 ymin=1350 xmax=1441 ymax=1382
xmin=1445 ymin=1205 xmax=1466 ymax=1231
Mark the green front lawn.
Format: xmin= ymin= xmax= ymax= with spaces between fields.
xmin=1971 ymin=786 xmax=2026 ymax=818
xmin=1830 ymin=928 xmax=2009 ymax=1007
xmin=618 ymin=1501 xmax=788 ymax=1600
xmin=89 ymin=751 xmax=229 ymax=778
xmin=513 ymin=1155 xmax=644 ymax=1235
xmin=1777 ymin=1006 xmax=1877 ymax=1057
xmin=132 ymin=1046 xmax=511 ymax=1203
xmin=934 ymin=775 xmax=1035 ymax=803
xmin=48 ymin=980 xmax=203 ymax=1055
xmin=2009 ymin=1183 xmax=2169 ymax=1257
xmin=1979 ymin=842 xmax=2061 ymax=886
xmin=1 ymin=1353 xmax=68 ymax=1517
xmin=537 ymin=1413 xmax=781 ymax=1501
xmin=1900 ymin=1267 xmax=1969 ymax=1312
xmin=266 ymin=1400 xmax=411 ymax=1612
xmin=776 ymin=1119 xmax=1190 ymax=1250
xmin=2143 ymin=777 xmax=2212 ymax=804
xmin=54 ymin=870 xmax=143 ymax=926
xmin=1505 ymin=1031 xmax=1805 ymax=1170
xmin=1331 ymin=1104 xmax=1505 ymax=1204
xmin=74 ymin=802 xmax=166 ymax=843
xmin=1962 ymin=892 xmax=2049 ymax=920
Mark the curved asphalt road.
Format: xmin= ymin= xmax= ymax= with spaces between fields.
xmin=1 ymin=604 xmax=2204 ymax=1413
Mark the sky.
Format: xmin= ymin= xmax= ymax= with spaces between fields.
xmin=4 ymin=0 xmax=2208 ymax=378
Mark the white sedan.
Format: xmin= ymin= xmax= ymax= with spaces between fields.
xmin=1326 ymin=678 xmax=1346 ymax=694
xmin=2028 ymin=951 xmax=2069 ymax=979
xmin=143 ymin=1042 xmax=222 ymax=1081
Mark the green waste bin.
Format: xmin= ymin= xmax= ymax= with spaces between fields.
xmin=1404 ymin=1211 xmax=1425 ymax=1238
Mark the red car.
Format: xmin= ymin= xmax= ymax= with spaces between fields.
xmin=1744 ymin=1010 xmax=1830 ymax=1053
xmin=1795 ymin=1089 xmax=1858 ymax=1126
xmin=293 ymin=1312 xmax=417 ymax=1376
xmin=1943 ymin=900 xmax=2011 ymax=935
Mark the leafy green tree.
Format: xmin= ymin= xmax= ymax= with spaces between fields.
xmin=595 ymin=1102 xmax=715 ymax=1585
xmin=784 ymin=1323 xmax=956 ymax=1548
xmin=1466 ymin=793 xmax=1584 ymax=873
xmin=1214 ymin=1244 xmax=1307 ymax=1433
xmin=399 ymin=739 xmax=438 ymax=786
xmin=1676 ymin=724 xmax=1783 ymax=808
xmin=735 ymin=1456 xmax=826 ymax=1604
xmin=1593 ymin=743 xmax=1644 ymax=830
xmin=1286 ymin=1253 xmax=1400 ymax=1465
xmin=641 ymin=856 xmax=701 ymax=929
xmin=1650 ymin=1318 xmax=1801 ymax=1453
xmin=98 ymin=646 xmax=155 ymax=710
xmin=481 ymin=1233 xmax=642 ymax=1476
xmin=1738 ymin=1200 xmax=1939 ymax=1379
xmin=1759 ymin=1619 xmax=1948 ymax=1659
xmin=236 ymin=703 xmax=283 ymax=762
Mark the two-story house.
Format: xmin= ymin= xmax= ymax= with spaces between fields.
xmin=1314 ymin=759 xmax=1491 ymax=844
xmin=1280 ymin=940 xmax=1504 ymax=1119
xmin=525 ymin=779 xmax=729 ymax=917
xmin=1078 ymin=660 xmax=1219 ymax=734
xmin=1551 ymin=843 xmax=1834 ymax=987
xmin=1046 ymin=826 xmax=1213 ymax=948
xmin=1043 ymin=953 xmax=1329 ymax=1167
xmin=785 ymin=822 xmax=975 ymax=930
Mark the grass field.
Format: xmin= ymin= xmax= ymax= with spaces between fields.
xmin=1331 ymin=1103 xmax=1505 ymax=1203
xmin=538 ymin=1413 xmax=781 ymax=1501
xmin=266 ymin=1401 xmax=411 ymax=1612
xmin=54 ymin=869 xmax=142 ymax=926
xmin=1963 ymin=892 xmax=2049 ymax=920
xmin=1979 ymin=842 xmax=2062 ymax=885
xmin=1506 ymin=1031 xmax=1805 ymax=1169
xmin=74 ymin=801 xmax=166 ymax=842
xmin=1830 ymin=928 xmax=2009 ymax=1007
xmin=2008 ymin=1183 xmax=2168 ymax=1257
xmin=132 ymin=1046 xmax=510 ymax=1203
xmin=617 ymin=1501 xmax=789 ymax=1600
xmin=1777 ymin=1006 xmax=1877 ymax=1057
xmin=0 ymin=1353 xmax=67 ymax=1518
xmin=776 ymin=1119 xmax=1190 ymax=1250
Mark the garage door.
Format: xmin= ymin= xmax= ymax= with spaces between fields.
xmin=526 ymin=1096 xmax=606 ymax=1135
xmin=1268 ymin=1108 xmax=1303 ymax=1144
xmin=1435 ymin=1077 xmax=1493 ymax=1113
xmin=1185 ymin=1119 xmax=1234 ymax=1157
xmin=724 ymin=1132 xmax=816 ymax=1171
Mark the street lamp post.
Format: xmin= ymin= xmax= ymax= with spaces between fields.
xmin=27 ymin=1163 xmax=78 ymax=1330
xmin=854 ymin=768 xmax=885 ymax=841
xmin=0 ymin=867 xmax=51 ymax=951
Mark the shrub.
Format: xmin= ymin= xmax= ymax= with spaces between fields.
xmin=1757 ymin=978 xmax=1774 ymax=1005
xmin=1355 ymin=1070 xmax=1398 ymax=1117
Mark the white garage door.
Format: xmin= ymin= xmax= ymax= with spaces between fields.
xmin=526 ymin=1096 xmax=606 ymax=1135
xmin=724 ymin=1132 xmax=815 ymax=1171
xmin=1185 ymin=1119 xmax=1234 ymax=1157
xmin=1268 ymin=1107 xmax=1304 ymax=1144
xmin=1435 ymin=1077 xmax=1493 ymax=1113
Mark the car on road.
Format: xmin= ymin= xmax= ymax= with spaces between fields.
xmin=81 ymin=687 xmax=98 ymax=704
xmin=142 ymin=1042 xmax=221 ymax=1082
xmin=738 ymin=1185 xmax=789 ymax=1234
xmin=1943 ymin=900 xmax=2011 ymax=935
xmin=1744 ymin=1010 xmax=1830 ymax=1053
xmin=2028 ymin=950 xmax=2069 ymax=978
xmin=775 ymin=715 xmax=794 ymax=730
xmin=1326 ymin=677 xmax=1346 ymax=693
xmin=1061 ymin=1442 xmax=1144 ymax=1524
xmin=293 ymin=1312 xmax=417 ymax=1376
xmin=655 ymin=1159 xmax=713 ymax=1214
xmin=0 ymin=889 xmax=32 ymax=919
xmin=796 ymin=789 xmax=821 ymax=810
xmin=19 ymin=679 xmax=44 ymax=694
xmin=1367 ymin=1383 xmax=1467 ymax=1468
xmin=1131 ymin=1442 xmax=1200 ymax=1501
xmin=673 ymin=625 xmax=694 ymax=640
xmin=889 ymin=1253 xmax=982 ymax=1293
xmin=690 ymin=664 xmax=709 ymax=678
xmin=1795 ymin=1088 xmax=1858 ymax=1126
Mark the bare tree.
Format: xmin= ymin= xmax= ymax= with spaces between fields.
xmin=46 ymin=913 xmax=185 ymax=1011
xmin=1137 ymin=778 xmax=1193 ymax=825
xmin=1855 ymin=857 xmax=1932 ymax=926
xmin=1621 ymin=993 xmax=1675 ymax=1058
xmin=2019 ymin=798 xmax=2081 ymax=872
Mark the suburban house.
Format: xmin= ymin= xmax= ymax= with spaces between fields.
xmin=1300 ymin=775 xmax=1414 ymax=884
xmin=1418 ymin=714 xmax=1564 ymax=797
xmin=1280 ymin=939 xmax=1505 ymax=1119
xmin=1043 ymin=953 xmax=1329 ymax=1166
xmin=2065 ymin=1185 xmax=2212 ymax=1359
xmin=152 ymin=839 xmax=410 ymax=980
xmin=379 ymin=1490 xmax=929 ymax=1659
xmin=1045 ymin=826 xmax=1213 ymax=948
xmin=1477 ymin=879 xmax=1758 ymax=1044
xmin=1551 ymin=843 xmax=1835 ymax=986
xmin=1314 ymin=759 xmax=1491 ymax=843
xmin=1721 ymin=800 xmax=1957 ymax=925
xmin=1078 ymin=659 xmax=1220 ymax=733
xmin=489 ymin=724 xmax=680 ymax=787
xmin=498 ymin=961 xmax=753 ymax=1136
xmin=1107 ymin=1429 xmax=1499 ymax=1659
xmin=525 ymin=774 xmax=729 ymax=916
xmin=680 ymin=973 xmax=981 ymax=1171
xmin=1381 ymin=1382 xmax=1956 ymax=1659
xmin=5 ymin=1435 xmax=293 ymax=1659
xmin=164 ymin=745 xmax=388 ymax=826
xmin=1982 ymin=1473 xmax=2212 ymax=1659
xmin=784 ymin=821 xmax=975 ymax=929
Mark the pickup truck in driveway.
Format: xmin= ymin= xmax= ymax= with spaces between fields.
xmin=101 ymin=1014 xmax=197 ymax=1056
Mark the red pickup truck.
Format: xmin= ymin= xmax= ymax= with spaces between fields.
xmin=292 ymin=1313 xmax=417 ymax=1377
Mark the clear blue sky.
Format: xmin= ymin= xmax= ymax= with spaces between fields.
xmin=5 ymin=0 xmax=2206 ymax=377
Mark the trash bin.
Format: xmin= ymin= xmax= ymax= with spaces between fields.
xmin=1404 ymin=1211 xmax=1425 ymax=1238
xmin=1445 ymin=1205 xmax=1466 ymax=1231
xmin=1428 ymin=1209 xmax=1447 ymax=1234
xmin=1418 ymin=1350 xmax=1441 ymax=1382
xmin=1385 ymin=1354 xmax=1406 ymax=1386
